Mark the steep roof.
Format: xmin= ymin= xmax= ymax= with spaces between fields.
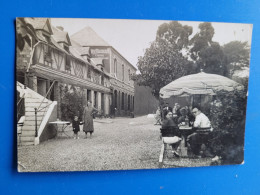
xmin=71 ymin=39 xmax=81 ymax=47
xmin=71 ymin=26 xmax=110 ymax=47
xmin=25 ymin=18 xmax=53 ymax=34
xmin=51 ymin=25 xmax=71 ymax=46
xmin=72 ymin=46 xmax=91 ymax=56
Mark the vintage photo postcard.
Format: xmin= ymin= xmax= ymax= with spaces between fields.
xmin=16 ymin=18 xmax=252 ymax=172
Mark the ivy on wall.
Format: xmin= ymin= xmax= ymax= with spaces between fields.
xmin=60 ymin=84 xmax=86 ymax=121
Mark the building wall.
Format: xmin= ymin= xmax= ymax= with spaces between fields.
xmin=110 ymin=48 xmax=135 ymax=87
xmin=87 ymin=46 xmax=136 ymax=117
xmin=90 ymin=46 xmax=110 ymax=73
xmin=134 ymin=83 xmax=159 ymax=116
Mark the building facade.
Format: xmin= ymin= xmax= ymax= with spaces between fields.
xmin=71 ymin=27 xmax=137 ymax=116
xmin=17 ymin=18 xmax=136 ymax=120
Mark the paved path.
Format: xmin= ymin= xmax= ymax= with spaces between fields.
xmin=18 ymin=116 xmax=162 ymax=172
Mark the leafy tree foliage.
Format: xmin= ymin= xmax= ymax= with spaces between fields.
xmin=223 ymin=41 xmax=250 ymax=67
xmin=136 ymin=21 xmax=250 ymax=99
xmin=222 ymin=41 xmax=250 ymax=86
xmin=190 ymin=22 xmax=226 ymax=75
xmin=135 ymin=21 xmax=195 ymax=98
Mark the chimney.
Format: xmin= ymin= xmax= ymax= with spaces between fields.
xmin=56 ymin=26 xmax=64 ymax=31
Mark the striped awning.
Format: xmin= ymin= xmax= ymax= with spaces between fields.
xmin=160 ymin=72 xmax=244 ymax=99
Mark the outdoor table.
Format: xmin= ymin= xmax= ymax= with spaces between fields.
xmin=49 ymin=121 xmax=71 ymax=138
xmin=178 ymin=126 xmax=194 ymax=147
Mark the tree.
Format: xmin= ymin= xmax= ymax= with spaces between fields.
xmin=135 ymin=21 xmax=194 ymax=98
xmin=190 ymin=22 xmax=226 ymax=75
xmin=222 ymin=41 xmax=250 ymax=86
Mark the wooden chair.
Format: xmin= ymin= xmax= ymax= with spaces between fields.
xmin=159 ymin=127 xmax=182 ymax=167
xmin=186 ymin=127 xmax=213 ymax=157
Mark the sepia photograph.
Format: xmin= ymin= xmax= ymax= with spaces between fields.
xmin=16 ymin=18 xmax=252 ymax=172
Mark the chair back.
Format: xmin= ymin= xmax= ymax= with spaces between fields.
xmin=160 ymin=127 xmax=180 ymax=137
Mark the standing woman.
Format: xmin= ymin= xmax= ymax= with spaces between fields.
xmin=83 ymin=101 xmax=99 ymax=139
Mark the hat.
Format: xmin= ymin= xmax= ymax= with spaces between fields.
xmin=180 ymin=107 xmax=188 ymax=115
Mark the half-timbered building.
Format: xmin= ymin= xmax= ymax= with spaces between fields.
xmin=16 ymin=18 xmax=118 ymax=145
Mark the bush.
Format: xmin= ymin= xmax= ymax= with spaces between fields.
xmin=209 ymin=87 xmax=247 ymax=164
xmin=60 ymin=84 xmax=85 ymax=121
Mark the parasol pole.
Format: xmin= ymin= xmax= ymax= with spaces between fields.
xmin=191 ymin=95 xmax=194 ymax=108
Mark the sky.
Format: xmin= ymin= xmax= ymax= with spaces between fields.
xmin=52 ymin=18 xmax=253 ymax=68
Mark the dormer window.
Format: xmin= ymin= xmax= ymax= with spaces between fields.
xmin=64 ymin=45 xmax=69 ymax=53
xmin=43 ymin=34 xmax=51 ymax=44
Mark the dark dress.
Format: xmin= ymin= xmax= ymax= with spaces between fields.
xmin=83 ymin=106 xmax=98 ymax=133
xmin=72 ymin=120 xmax=80 ymax=133
xmin=161 ymin=118 xmax=180 ymax=137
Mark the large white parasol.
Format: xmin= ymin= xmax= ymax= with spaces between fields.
xmin=160 ymin=71 xmax=243 ymax=99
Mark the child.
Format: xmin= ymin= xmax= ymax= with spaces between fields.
xmin=72 ymin=116 xmax=80 ymax=139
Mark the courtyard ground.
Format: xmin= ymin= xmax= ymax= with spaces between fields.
xmin=18 ymin=115 xmax=212 ymax=172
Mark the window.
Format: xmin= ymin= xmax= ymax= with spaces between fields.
xmin=122 ymin=64 xmax=124 ymax=81
xmin=42 ymin=34 xmax=52 ymax=65
xmin=128 ymin=69 xmax=131 ymax=82
xmin=64 ymin=45 xmax=70 ymax=53
xmin=114 ymin=59 xmax=117 ymax=77
xmin=87 ymin=66 xmax=91 ymax=78
xmin=128 ymin=95 xmax=130 ymax=110
xmin=94 ymin=91 xmax=97 ymax=108
xmin=101 ymin=74 xmax=104 ymax=85
xmin=65 ymin=55 xmax=71 ymax=72
xmin=43 ymin=34 xmax=51 ymax=43
xmin=121 ymin=92 xmax=124 ymax=110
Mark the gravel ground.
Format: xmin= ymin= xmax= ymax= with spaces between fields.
xmin=18 ymin=116 xmax=212 ymax=172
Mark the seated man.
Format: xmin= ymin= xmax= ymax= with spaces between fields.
xmin=161 ymin=112 xmax=182 ymax=157
xmin=187 ymin=107 xmax=213 ymax=157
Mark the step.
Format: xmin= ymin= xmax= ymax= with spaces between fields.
xmin=20 ymin=137 xmax=35 ymax=142
xmin=20 ymin=130 xmax=35 ymax=136
xmin=25 ymin=107 xmax=49 ymax=112
xmin=25 ymin=116 xmax=45 ymax=121
xmin=23 ymin=121 xmax=41 ymax=127
xmin=25 ymin=111 xmax=45 ymax=117
xmin=26 ymin=102 xmax=49 ymax=108
xmin=22 ymin=125 xmax=40 ymax=131
xmin=19 ymin=141 xmax=35 ymax=146
xmin=25 ymin=98 xmax=51 ymax=103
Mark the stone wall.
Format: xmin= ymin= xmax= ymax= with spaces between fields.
xmin=134 ymin=83 xmax=159 ymax=116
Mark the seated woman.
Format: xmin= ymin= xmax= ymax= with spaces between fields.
xmin=161 ymin=112 xmax=182 ymax=157
xmin=177 ymin=107 xmax=189 ymax=125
